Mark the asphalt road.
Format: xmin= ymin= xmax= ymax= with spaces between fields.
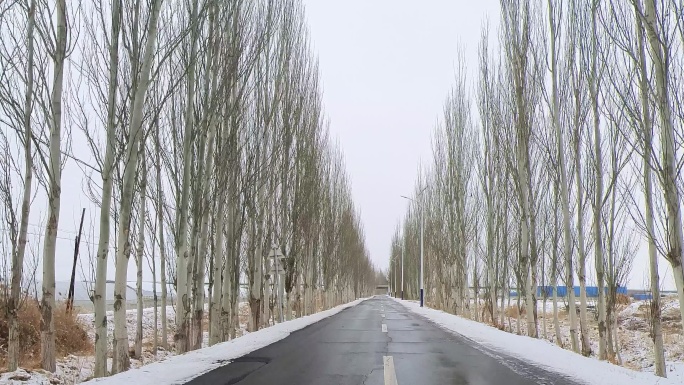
xmin=185 ymin=296 xmax=581 ymax=385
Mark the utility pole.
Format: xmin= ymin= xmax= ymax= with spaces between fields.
xmin=269 ymin=245 xmax=285 ymax=323
xmin=420 ymin=202 xmax=424 ymax=307
xmin=401 ymin=185 xmax=427 ymax=307
xmin=394 ymin=256 xmax=397 ymax=297
xmin=401 ymin=239 xmax=404 ymax=300
xmin=67 ymin=208 xmax=86 ymax=313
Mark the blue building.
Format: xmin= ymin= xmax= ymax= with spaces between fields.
xmin=507 ymin=286 xmax=627 ymax=298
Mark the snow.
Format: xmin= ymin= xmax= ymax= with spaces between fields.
xmin=1 ymin=298 xmax=366 ymax=385
xmin=475 ymin=295 xmax=684 ymax=381
xmin=394 ymin=297 xmax=680 ymax=385
xmin=78 ymin=298 xmax=367 ymax=385
xmin=0 ymin=303 xmax=247 ymax=385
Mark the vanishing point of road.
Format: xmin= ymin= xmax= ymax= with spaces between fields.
xmin=185 ymin=296 xmax=581 ymax=385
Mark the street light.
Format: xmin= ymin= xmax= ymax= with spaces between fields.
xmin=400 ymin=237 xmax=404 ymax=301
xmin=401 ymin=187 xmax=426 ymax=307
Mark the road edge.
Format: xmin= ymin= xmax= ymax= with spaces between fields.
xmin=389 ymin=296 xmax=676 ymax=385
xmin=82 ymin=297 xmax=370 ymax=385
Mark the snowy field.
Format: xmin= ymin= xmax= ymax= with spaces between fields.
xmin=498 ymin=295 xmax=684 ymax=381
xmin=4 ymin=295 xmax=680 ymax=384
xmin=80 ymin=298 xmax=367 ymax=385
xmin=401 ymin=296 xmax=683 ymax=385
xmin=0 ymin=299 xmax=366 ymax=385
xmin=0 ymin=303 xmax=251 ymax=385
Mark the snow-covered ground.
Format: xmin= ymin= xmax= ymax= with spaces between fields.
xmin=496 ymin=295 xmax=684 ymax=381
xmin=80 ymin=297 xmax=367 ymax=385
xmin=0 ymin=298 xmax=366 ymax=385
xmin=0 ymin=303 xmax=251 ymax=385
xmin=400 ymin=297 xmax=682 ymax=385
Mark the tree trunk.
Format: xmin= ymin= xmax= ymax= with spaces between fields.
xmin=548 ymin=0 xmax=578 ymax=353
xmin=249 ymin=243 xmax=263 ymax=332
xmin=643 ymin=0 xmax=684 ymax=332
xmin=41 ymin=0 xmax=68 ymax=372
xmin=152 ymin=244 xmax=158 ymax=357
xmin=574 ymin=111 xmax=591 ymax=356
xmin=94 ymin=0 xmax=121 ymax=376
xmin=634 ymin=1 xmax=666 ymax=374
xmin=155 ymin=132 xmax=168 ymax=350
xmin=134 ymin=154 xmax=147 ymax=359
xmin=8 ymin=0 xmax=36 ymax=371
xmin=209 ymin=199 xmax=225 ymax=346
xmin=175 ymin=0 xmax=200 ymax=354
xmin=221 ymin=203 xmax=234 ymax=341
xmin=588 ymin=2 xmax=607 ymax=360
xmin=551 ymin=181 xmax=563 ymax=348
xmin=191 ymin=120 xmax=218 ymax=350
xmin=112 ymin=0 xmax=162 ymax=373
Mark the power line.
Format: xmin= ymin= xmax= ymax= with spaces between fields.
xmin=0 ymin=229 xmax=115 ymax=250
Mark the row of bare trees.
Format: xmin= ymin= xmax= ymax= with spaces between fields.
xmin=1 ymin=0 xmax=376 ymax=377
xmin=388 ymin=0 xmax=683 ymax=377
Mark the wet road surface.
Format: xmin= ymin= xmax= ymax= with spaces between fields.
xmin=184 ymin=296 xmax=581 ymax=385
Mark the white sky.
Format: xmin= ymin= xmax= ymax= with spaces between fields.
xmin=12 ymin=0 xmax=675 ymax=291
xmin=302 ymin=0 xmax=499 ymax=270
xmin=302 ymin=0 xmax=675 ymax=290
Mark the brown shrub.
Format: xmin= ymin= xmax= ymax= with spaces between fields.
xmin=615 ymin=294 xmax=630 ymax=305
xmin=0 ymin=298 xmax=92 ymax=371
xmin=505 ymin=305 xmax=525 ymax=317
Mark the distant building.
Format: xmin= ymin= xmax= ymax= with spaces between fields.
xmin=30 ymin=281 xmax=175 ymax=312
xmin=375 ymin=284 xmax=389 ymax=296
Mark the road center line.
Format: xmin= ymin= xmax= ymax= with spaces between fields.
xmin=383 ymin=356 xmax=398 ymax=385
xmin=382 ymin=323 xmax=388 ymax=333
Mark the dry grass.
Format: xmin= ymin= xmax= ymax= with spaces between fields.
xmin=505 ymin=305 xmax=525 ymax=317
xmin=615 ymin=294 xmax=630 ymax=305
xmin=0 ymin=299 xmax=92 ymax=372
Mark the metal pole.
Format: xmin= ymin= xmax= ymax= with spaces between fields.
xmin=401 ymin=240 xmax=404 ymax=300
xmin=67 ymin=208 xmax=86 ymax=313
xmin=420 ymin=204 xmax=424 ymax=307
xmin=278 ymin=255 xmax=284 ymax=323
xmin=271 ymin=246 xmax=285 ymax=323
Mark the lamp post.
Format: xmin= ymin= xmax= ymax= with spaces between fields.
xmin=402 ymin=187 xmax=426 ymax=307
xmin=401 ymin=238 xmax=404 ymax=300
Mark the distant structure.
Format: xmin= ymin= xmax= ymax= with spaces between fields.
xmin=507 ymin=286 xmax=672 ymax=301
xmin=375 ymin=284 xmax=389 ymax=296
xmin=30 ymin=280 xmax=174 ymax=312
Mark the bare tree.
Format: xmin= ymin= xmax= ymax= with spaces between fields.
xmin=112 ymin=0 xmax=163 ymax=373
xmin=39 ymin=0 xmax=69 ymax=371
xmin=2 ymin=0 xmax=37 ymax=372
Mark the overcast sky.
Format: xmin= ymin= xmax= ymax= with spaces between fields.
xmin=301 ymin=1 xmax=675 ymax=290
xmin=302 ymin=0 xmax=499 ymax=270
xmin=18 ymin=0 xmax=675 ymax=290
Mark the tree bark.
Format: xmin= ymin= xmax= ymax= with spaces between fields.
xmin=8 ymin=0 xmax=36 ymax=371
xmin=635 ymin=1 xmax=666 ymax=375
xmin=643 ymin=0 xmax=684 ymax=332
xmin=112 ymin=0 xmax=162 ymax=373
xmin=134 ymin=153 xmax=147 ymax=359
xmin=41 ymin=0 xmax=68 ymax=372
xmin=588 ymin=1 xmax=607 ymax=359
xmin=93 ymin=0 xmax=121 ymax=374
xmin=174 ymin=0 xmax=199 ymax=354
xmin=155 ymin=129 xmax=168 ymax=350
xmin=209 ymin=199 xmax=225 ymax=346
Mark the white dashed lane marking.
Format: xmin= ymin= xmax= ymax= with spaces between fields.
xmin=383 ymin=356 xmax=398 ymax=385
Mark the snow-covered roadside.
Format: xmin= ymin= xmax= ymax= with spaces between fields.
xmin=80 ymin=297 xmax=368 ymax=385
xmin=393 ymin=297 xmax=679 ymax=385
xmin=1 ymin=304 xmax=232 ymax=385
